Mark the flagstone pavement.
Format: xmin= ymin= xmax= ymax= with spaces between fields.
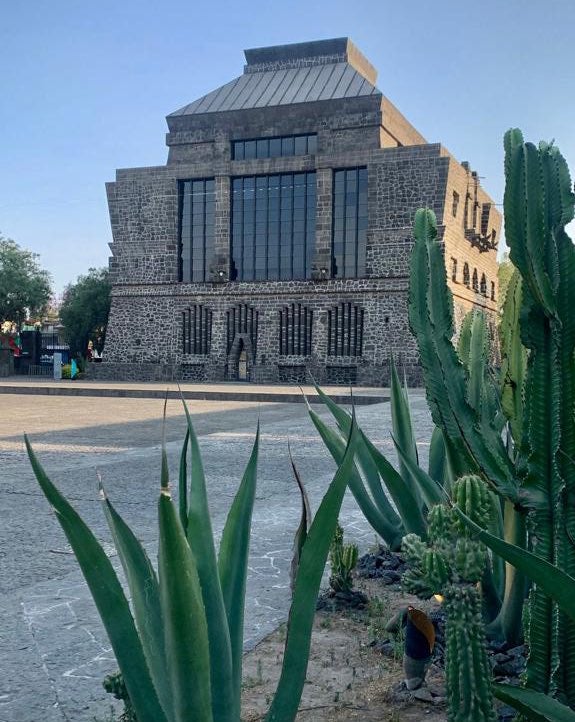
xmin=0 ymin=390 xmax=433 ymax=721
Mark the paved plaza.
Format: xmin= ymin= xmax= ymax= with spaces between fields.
xmin=0 ymin=387 xmax=433 ymax=721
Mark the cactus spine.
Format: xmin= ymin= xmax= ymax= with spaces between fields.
xmin=402 ymin=475 xmax=496 ymax=722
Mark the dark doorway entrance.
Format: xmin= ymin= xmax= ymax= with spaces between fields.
xmin=238 ymin=342 xmax=249 ymax=381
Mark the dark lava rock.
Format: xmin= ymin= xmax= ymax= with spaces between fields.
xmin=356 ymin=546 xmax=408 ymax=580
xmin=380 ymin=570 xmax=402 ymax=585
xmin=369 ymin=638 xmax=396 ymax=657
xmin=316 ymin=588 xmax=369 ymax=611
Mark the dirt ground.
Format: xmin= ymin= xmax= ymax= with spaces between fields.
xmin=241 ymin=578 xmax=447 ymax=722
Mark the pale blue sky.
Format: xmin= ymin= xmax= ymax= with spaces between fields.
xmin=1 ymin=0 xmax=573 ymax=294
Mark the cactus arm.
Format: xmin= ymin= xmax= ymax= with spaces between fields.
xmin=466 ymin=311 xmax=489 ymax=417
xmin=409 ymin=210 xmax=517 ymax=501
xmin=457 ymin=311 xmax=473 ymax=368
xmin=499 ymin=269 xmax=527 ymax=447
xmin=504 ymin=133 xmax=556 ymax=316
xmin=544 ymin=146 xmax=575 ymax=704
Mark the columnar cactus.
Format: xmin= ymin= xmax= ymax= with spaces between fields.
xmin=329 ymin=523 xmax=359 ymax=594
xmin=408 ymin=131 xmax=575 ymax=706
xmin=402 ymin=475 xmax=497 ymax=722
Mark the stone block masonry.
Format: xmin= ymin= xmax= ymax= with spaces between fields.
xmin=100 ymin=38 xmax=500 ymax=385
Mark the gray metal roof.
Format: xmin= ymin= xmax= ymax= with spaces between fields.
xmin=168 ymin=62 xmax=380 ymax=117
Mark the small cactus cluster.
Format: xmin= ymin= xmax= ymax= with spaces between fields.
xmin=103 ymin=671 xmax=137 ymax=722
xmin=329 ymin=523 xmax=359 ymax=594
xmin=401 ymin=475 xmax=496 ymax=722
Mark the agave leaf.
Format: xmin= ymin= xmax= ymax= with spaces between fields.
xmin=158 ymin=489 xmax=213 ymax=722
xmin=428 ymin=425 xmax=447 ymax=485
xmin=454 ymin=508 xmax=575 ymax=623
xmin=493 ymin=684 xmax=575 ymax=721
xmin=100 ymin=489 xmax=172 ymax=718
xmin=306 ymin=402 xmax=404 ymax=549
xmin=178 ymin=428 xmax=190 ymax=531
xmin=310 ymin=386 xmax=398 ymax=518
xmin=363 ymin=433 xmax=427 ymax=537
xmin=391 ymin=434 xmax=446 ymax=508
xmin=218 ymin=425 xmax=259 ymax=719
xmin=265 ymin=413 xmax=360 ymax=721
xmin=308 ymin=385 xmax=425 ymax=539
xmin=25 ymin=437 xmax=167 ymax=722
xmin=288 ymin=441 xmax=312 ymax=594
xmin=390 ymin=356 xmax=423 ymax=510
xmin=179 ymin=395 xmax=235 ymax=722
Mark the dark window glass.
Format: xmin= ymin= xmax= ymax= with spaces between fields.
xmin=232 ymin=134 xmax=317 ymax=160
xmin=270 ymin=138 xmax=282 ymax=157
xmin=231 ymin=172 xmax=316 ymax=281
xmin=179 ymin=178 xmax=216 ymax=283
xmin=331 ymin=168 xmax=368 ymax=278
xmin=294 ymin=136 xmax=307 ymax=155
xmin=281 ymin=136 xmax=295 ymax=156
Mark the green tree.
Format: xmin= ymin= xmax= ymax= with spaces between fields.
xmin=60 ymin=267 xmax=111 ymax=357
xmin=0 ymin=235 xmax=52 ymax=325
xmin=497 ymin=253 xmax=514 ymax=311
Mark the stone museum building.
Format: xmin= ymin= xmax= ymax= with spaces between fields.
xmin=99 ymin=37 xmax=500 ymax=384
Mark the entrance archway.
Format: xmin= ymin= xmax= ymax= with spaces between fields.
xmin=227 ymin=333 xmax=254 ymax=381
xmin=238 ymin=341 xmax=248 ymax=381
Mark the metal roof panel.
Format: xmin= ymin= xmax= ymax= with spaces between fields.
xmin=168 ymin=62 xmax=380 ymax=116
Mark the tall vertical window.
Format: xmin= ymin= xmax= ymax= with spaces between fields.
xmin=327 ymin=303 xmax=364 ymax=357
xmin=179 ymin=179 xmax=215 ymax=283
xmin=231 ymin=173 xmax=316 ymax=281
xmin=182 ymin=306 xmax=212 ymax=355
xmin=226 ymin=305 xmax=258 ymax=353
xmin=332 ymin=168 xmax=368 ymax=278
xmin=279 ymin=304 xmax=313 ymax=356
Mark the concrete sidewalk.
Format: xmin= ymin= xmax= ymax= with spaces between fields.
xmin=0 ymin=378 xmax=389 ymax=405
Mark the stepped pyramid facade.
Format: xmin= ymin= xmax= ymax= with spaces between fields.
xmin=99 ymin=38 xmax=500 ymax=384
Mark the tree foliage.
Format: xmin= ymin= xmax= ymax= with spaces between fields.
xmin=497 ymin=253 xmax=514 ymax=311
xmin=0 ymin=235 xmax=52 ymax=325
xmin=60 ymin=267 xmax=111 ymax=356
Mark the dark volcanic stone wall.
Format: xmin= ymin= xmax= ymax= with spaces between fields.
xmin=100 ymin=57 xmax=499 ymax=386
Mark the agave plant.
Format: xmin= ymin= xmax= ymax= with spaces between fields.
xmin=27 ymin=400 xmax=360 ymax=722
xmin=306 ymin=324 xmax=523 ymax=639
xmin=305 ymin=358 xmax=444 ymax=554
